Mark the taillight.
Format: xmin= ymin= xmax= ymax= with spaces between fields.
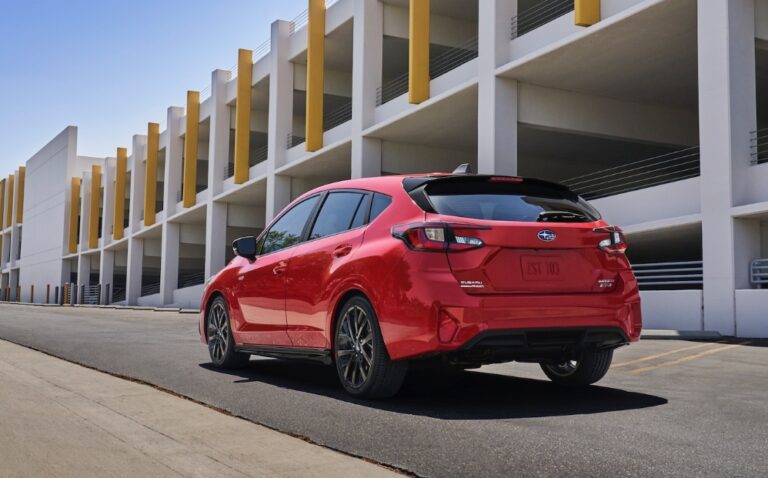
xmin=392 ymin=222 xmax=487 ymax=252
xmin=595 ymin=226 xmax=627 ymax=255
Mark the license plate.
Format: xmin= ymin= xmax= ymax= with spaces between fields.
xmin=521 ymin=256 xmax=564 ymax=281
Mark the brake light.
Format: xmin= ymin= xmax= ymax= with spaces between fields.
xmin=392 ymin=222 xmax=486 ymax=252
xmin=595 ymin=226 xmax=627 ymax=255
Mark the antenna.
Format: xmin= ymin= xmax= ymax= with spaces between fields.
xmin=452 ymin=163 xmax=472 ymax=174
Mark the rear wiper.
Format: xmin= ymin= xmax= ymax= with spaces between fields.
xmin=537 ymin=211 xmax=589 ymax=222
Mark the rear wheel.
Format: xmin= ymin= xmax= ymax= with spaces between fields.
xmin=206 ymin=297 xmax=250 ymax=369
xmin=334 ymin=296 xmax=408 ymax=399
xmin=540 ymin=349 xmax=613 ymax=386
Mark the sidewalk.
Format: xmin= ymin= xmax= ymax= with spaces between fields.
xmin=0 ymin=339 xmax=400 ymax=478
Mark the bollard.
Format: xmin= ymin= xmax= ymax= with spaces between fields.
xmin=16 ymin=286 xmax=20 ymax=303
xmin=46 ymin=284 xmax=50 ymax=304
xmin=54 ymin=286 xmax=59 ymax=305
xmin=106 ymin=283 xmax=111 ymax=305
xmin=30 ymin=285 xmax=34 ymax=304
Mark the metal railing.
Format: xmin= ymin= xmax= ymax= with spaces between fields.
xmin=178 ymin=271 xmax=205 ymax=289
xmin=633 ymin=261 xmax=703 ymax=289
xmin=376 ymin=35 xmax=479 ymax=106
xmin=324 ymin=99 xmax=353 ymax=130
xmin=112 ymin=287 xmax=126 ymax=303
xmin=81 ymin=284 xmax=101 ymax=305
xmin=289 ymin=0 xmax=339 ymax=35
xmin=511 ymin=0 xmax=574 ymax=39
xmin=750 ymin=129 xmax=768 ymax=165
xmin=751 ymin=259 xmax=768 ymax=288
xmin=223 ymin=144 xmax=269 ymax=179
xmin=287 ymin=133 xmax=306 ymax=149
xmin=562 ymin=146 xmax=701 ymax=200
xmin=140 ymin=282 xmax=160 ymax=297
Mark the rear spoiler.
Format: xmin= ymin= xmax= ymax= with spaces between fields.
xmin=402 ymin=175 xmax=573 ymax=193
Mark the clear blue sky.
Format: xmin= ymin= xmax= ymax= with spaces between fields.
xmin=0 ymin=0 xmax=305 ymax=177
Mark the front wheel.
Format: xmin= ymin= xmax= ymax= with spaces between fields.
xmin=206 ymin=297 xmax=250 ymax=369
xmin=334 ymin=296 xmax=408 ymax=399
xmin=540 ymin=349 xmax=613 ymax=386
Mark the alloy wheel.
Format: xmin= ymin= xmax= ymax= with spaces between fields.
xmin=207 ymin=302 xmax=230 ymax=362
xmin=336 ymin=305 xmax=374 ymax=389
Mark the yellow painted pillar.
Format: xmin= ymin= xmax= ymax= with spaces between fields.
xmin=575 ymin=0 xmax=601 ymax=27
xmin=409 ymin=0 xmax=430 ymax=104
xmin=88 ymin=165 xmax=102 ymax=249
xmin=5 ymin=175 xmax=14 ymax=229
xmin=15 ymin=166 xmax=25 ymax=224
xmin=183 ymin=91 xmax=200 ymax=207
xmin=144 ymin=122 xmax=160 ymax=226
xmin=0 ymin=178 xmax=6 ymax=229
xmin=306 ymin=0 xmax=326 ymax=152
xmin=234 ymin=49 xmax=253 ymax=184
xmin=113 ymin=148 xmax=127 ymax=240
xmin=68 ymin=178 xmax=81 ymax=254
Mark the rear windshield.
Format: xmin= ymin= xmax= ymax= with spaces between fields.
xmin=421 ymin=178 xmax=600 ymax=223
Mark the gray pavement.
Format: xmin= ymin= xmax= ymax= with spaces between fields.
xmin=0 ymin=339 xmax=400 ymax=478
xmin=0 ymin=304 xmax=766 ymax=477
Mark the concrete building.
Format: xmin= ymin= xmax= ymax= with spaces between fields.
xmin=2 ymin=0 xmax=768 ymax=337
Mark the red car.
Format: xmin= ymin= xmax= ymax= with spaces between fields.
xmin=200 ymin=167 xmax=642 ymax=398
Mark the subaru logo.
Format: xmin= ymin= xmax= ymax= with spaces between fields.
xmin=538 ymin=230 xmax=556 ymax=242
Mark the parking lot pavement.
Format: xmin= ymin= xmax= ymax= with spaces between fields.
xmin=0 ymin=338 xmax=400 ymax=478
xmin=0 ymin=304 xmax=766 ymax=478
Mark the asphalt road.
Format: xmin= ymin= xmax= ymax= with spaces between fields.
xmin=0 ymin=304 xmax=766 ymax=477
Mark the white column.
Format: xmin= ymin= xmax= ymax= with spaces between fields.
xmin=101 ymin=158 xmax=115 ymax=249
xmin=697 ymin=0 xmax=756 ymax=335
xmin=266 ymin=20 xmax=294 ymax=222
xmin=477 ymin=0 xmax=519 ymax=175
xmin=160 ymin=221 xmax=180 ymax=305
xmin=207 ymin=70 xmax=233 ymax=197
xmin=76 ymin=254 xmax=90 ymax=302
xmin=205 ymin=201 xmax=228 ymax=279
xmin=129 ymin=135 xmax=147 ymax=234
xmin=351 ymin=0 xmax=384 ymax=178
xmin=164 ymin=106 xmax=184 ymax=216
xmin=99 ymin=249 xmax=114 ymax=305
xmin=125 ymin=237 xmax=143 ymax=305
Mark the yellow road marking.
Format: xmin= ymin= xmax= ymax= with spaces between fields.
xmin=613 ymin=342 xmax=716 ymax=368
xmin=630 ymin=341 xmax=751 ymax=374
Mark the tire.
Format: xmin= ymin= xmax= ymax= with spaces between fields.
xmin=206 ymin=296 xmax=250 ymax=369
xmin=333 ymin=296 xmax=408 ymax=399
xmin=540 ymin=349 xmax=614 ymax=386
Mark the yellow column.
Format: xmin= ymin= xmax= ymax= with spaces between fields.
xmin=5 ymin=175 xmax=14 ymax=228
xmin=15 ymin=166 xmax=25 ymax=224
xmin=575 ymin=0 xmax=601 ymax=27
xmin=183 ymin=91 xmax=200 ymax=207
xmin=306 ymin=0 xmax=326 ymax=152
xmin=0 ymin=178 xmax=6 ymax=229
xmin=113 ymin=148 xmax=127 ymax=240
xmin=234 ymin=49 xmax=253 ymax=184
xmin=409 ymin=0 xmax=430 ymax=104
xmin=68 ymin=178 xmax=81 ymax=254
xmin=88 ymin=165 xmax=102 ymax=249
xmin=144 ymin=122 xmax=160 ymax=226
xmin=0 ymin=179 xmax=5 ymax=256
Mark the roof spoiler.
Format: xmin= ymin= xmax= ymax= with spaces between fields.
xmin=452 ymin=163 xmax=473 ymax=174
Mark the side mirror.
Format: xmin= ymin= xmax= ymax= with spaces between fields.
xmin=233 ymin=236 xmax=258 ymax=260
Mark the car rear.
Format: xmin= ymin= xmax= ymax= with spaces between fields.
xmin=387 ymin=174 xmax=641 ymax=366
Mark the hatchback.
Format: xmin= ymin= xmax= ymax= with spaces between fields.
xmin=200 ymin=167 xmax=642 ymax=398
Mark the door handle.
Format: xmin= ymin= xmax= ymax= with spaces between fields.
xmin=333 ymin=244 xmax=353 ymax=258
xmin=273 ymin=261 xmax=287 ymax=276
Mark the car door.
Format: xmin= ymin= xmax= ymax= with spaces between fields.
xmin=285 ymin=190 xmax=371 ymax=348
xmin=235 ymin=195 xmax=321 ymax=347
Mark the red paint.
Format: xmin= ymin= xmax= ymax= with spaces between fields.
xmin=200 ymin=175 xmax=642 ymax=361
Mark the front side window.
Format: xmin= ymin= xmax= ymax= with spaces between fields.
xmin=309 ymin=192 xmax=367 ymax=240
xmin=261 ymin=196 xmax=320 ymax=254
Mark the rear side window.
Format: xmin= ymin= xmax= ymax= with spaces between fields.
xmin=309 ymin=192 xmax=367 ymax=240
xmin=261 ymin=196 xmax=320 ymax=254
xmin=421 ymin=178 xmax=600 ymax=223
xmin=369 ymin=193 xmax=392 ymax=222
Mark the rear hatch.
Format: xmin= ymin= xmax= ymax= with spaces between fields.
xmin=406 ymin=175 xmax=626 ymax=295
